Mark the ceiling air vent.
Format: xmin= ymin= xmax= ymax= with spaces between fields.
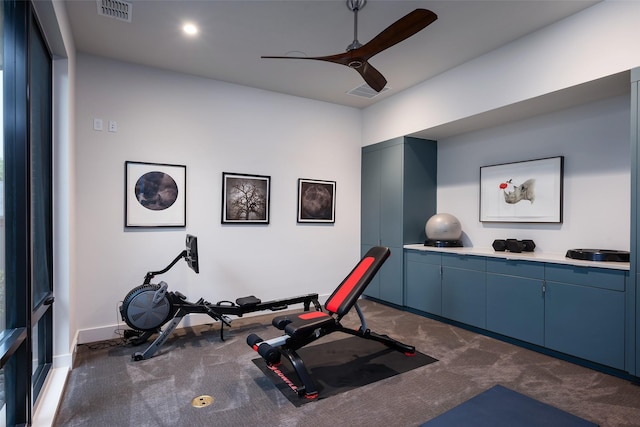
xmin=347 ymin=83 xmax=390 ymax=99
xmin=97 ymin=0 xmax=132 ymax=23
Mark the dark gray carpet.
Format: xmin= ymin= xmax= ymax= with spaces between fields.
xmin=54 ymin=299 xmax=640 ymax=427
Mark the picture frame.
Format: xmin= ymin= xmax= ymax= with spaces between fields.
xmin=222 ymin=172 xmax=270 ymax=224
xmin=297 ymin=178 xmax=336 ymax=223
xmin=479 ymin=156 xmax=563 ymax=223
xmin=125 ymin=161 xmax=186 ymax=227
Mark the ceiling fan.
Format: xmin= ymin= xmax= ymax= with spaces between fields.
xmin=261 ymin=0 xmax=438 ymax=92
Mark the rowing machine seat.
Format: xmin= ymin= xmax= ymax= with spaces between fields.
xmin=236 ymin=295 xmax=261 ymax=307
xmin=247 ymin=246 xmax=416 ymax=399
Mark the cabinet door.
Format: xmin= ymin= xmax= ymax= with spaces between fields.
xmin=379 ymin=144 xmax=403 ymax=248
xmin=361 ymin=149 xmax=381 ymax=246
xmin=442 ymin=267 xmax=486 ymax=328
xmin=634 ymin=71 xmax=640 ymax=377
xmin=545 ymin=281 xmax=625 ymax=370
xmin=486 ymin=273 xmax=544 ymax=345
xmin=361 ymin=244 xmax=380 ymax=299
xmin=405 ymin=254 xmax=442 ymax=314
xmin=378 ymin=246 xmax=403 ymax=305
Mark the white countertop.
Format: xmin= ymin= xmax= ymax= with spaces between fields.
xmin=403 ymin=244 xmax=630 ymax=271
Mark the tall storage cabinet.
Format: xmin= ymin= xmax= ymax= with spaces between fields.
xmin=631 ymin=67 xmax=640 ymax=377
xmin=361 ymin=137 xmax=437 ymax=305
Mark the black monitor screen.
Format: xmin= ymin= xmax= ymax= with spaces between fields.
xmin=185 ymin=234 xmax=199 ymax=274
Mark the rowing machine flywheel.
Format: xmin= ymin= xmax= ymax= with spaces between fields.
xmin=120 ymin=284 xmax=175 ymax=332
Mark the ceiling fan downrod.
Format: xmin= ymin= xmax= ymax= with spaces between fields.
xmin=346 ymin=0 xmax=365 ymax=67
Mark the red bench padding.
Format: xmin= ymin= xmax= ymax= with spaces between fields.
xmin=325 ymin=256 xmax=375 ymax=314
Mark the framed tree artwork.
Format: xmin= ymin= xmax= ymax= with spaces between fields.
xmin=221 ymin=172 xmax=270 ymax=224
xmin=297 ymin=178 xmax=336 ymax=223
xmin=125 ymin=161 xmax=186 ymax=227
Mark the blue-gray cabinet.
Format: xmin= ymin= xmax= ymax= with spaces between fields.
xmin=404 ymin=251 xmax=442 ymax=314
xmin=544 ymin=264 xmax=626 ymax=370
xmin=361 ymin=137 xmax=437 ymax=305
xmin=630 ymin=67 xmax=640 ymax=377
xmin=441 ymin=253 xmax=486 ymax=329
xmin=404 ymin=248 xmax=629 ymax=371
xmin=486 ymin=259 xmax=545 ymax=346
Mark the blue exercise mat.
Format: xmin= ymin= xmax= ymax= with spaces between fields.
xmin=421 ymin=384 xmax=598 ymax=427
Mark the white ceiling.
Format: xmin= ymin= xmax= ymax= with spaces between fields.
xmin=64 ymin=0 xmax=602 ymax=109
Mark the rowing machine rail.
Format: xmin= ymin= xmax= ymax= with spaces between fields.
xmin=122 ymin=281 xmax=321 ymax=361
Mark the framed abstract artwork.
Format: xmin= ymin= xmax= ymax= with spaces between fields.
xmin=125 ymin=161 xmax=186 ymax=227
xmin=297 ymin=178 xmax=336 ymax=223
xmin=479 ymin=156 xmax=563 ymax=223
xmin=222 ymin=172 xmax=270 ymax=224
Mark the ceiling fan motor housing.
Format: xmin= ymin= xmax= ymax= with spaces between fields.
xmin=346 ymin=0 xmax=366 ymax=12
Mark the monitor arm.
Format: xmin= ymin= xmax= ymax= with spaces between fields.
xmin=143 ymin=250 xmax=188 ymax=285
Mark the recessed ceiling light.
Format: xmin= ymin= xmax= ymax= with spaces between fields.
xmin=183 ymin=23 xmax=198 ymax=36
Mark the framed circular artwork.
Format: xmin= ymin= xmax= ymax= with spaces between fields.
xmin=125 ymin=161 xmax=186 ymax=227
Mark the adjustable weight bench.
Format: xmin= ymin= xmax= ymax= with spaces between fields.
xmin=247 ymin=246 xmax=416 ymax=399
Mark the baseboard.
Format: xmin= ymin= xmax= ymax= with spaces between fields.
xmin=52 ymin=331 xmax=77 ymax=369
xmin=77 ymin=324 xmax=126 ymax=344
xmin=70 ymin=331 xmax=79 ymax=368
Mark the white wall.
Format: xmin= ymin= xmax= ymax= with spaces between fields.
xmin=362 ymin=0 xmax=640 ymax=145
xmin=74 ymin=54 xmax=362 ymax=341
xmin=437 ymin=94 xmax=630 ymax=252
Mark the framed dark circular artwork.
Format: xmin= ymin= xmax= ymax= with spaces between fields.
xmin=125 ymin=161 xmax=186 ymax=227
xmin=297 ymin=178 xmax=336 ymax=223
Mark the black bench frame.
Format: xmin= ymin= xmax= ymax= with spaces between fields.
xmin=247 ymin=246 xmax=416 ymax=399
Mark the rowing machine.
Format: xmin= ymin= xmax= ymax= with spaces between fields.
xmin=119 ymin=235 xmax=321 ymax=361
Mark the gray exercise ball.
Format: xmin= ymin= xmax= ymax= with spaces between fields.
xmin=425 ymin=213 xmax=462 ymax=241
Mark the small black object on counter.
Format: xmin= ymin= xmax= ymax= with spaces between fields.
xmin=565 ymin=249 xmax=630 ymax=262
xmin=425 ymin=239 xmax=463 ymax=247
xmin=492 ymin=239 xmax=535 ymax=253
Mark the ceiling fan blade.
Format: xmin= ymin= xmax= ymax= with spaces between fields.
xmin=262 ymin=52 xmax=355 ymax=67
xmin=262 ymin=53 xmax=387 ymax=92
xmin=261 ymin=52 xmax=366 ymax=73
xmin=357 ymin=9 xmax=437 ymax=59
xmin=355 ymin=61 xmax=387 ymax=92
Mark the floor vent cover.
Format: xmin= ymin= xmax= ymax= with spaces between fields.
xmin=97 ymin=0 xmax=132 ymax=23
xmin=346 ymin=83 xmax=389 ymax=99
